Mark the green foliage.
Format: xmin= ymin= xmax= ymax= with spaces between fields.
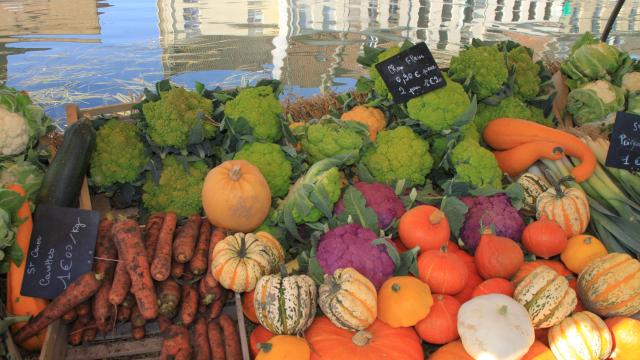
xmin=0 ymin=158 xmax=44 ymax=203
xmin=224 ymin=86 xmax=284 ymax=143
xmin=300 ymin=120 xmax=367 ymax=165
xmin=567 ymin=80 xmax=626 ymax=124
xmin=406 ymin=75 xmax=471 ymax=132
xmin=90 ymin=119 xmax=149 ymax=187
xmin=448 ymin=45 xmax=508 ymax=100
xmin=474 ymin=96 xmax=551 ymax=132
xmin=507 ymin=46 xmax=541 ymax=100
xmin=338 ymin=186 xmax=379 ymax=233
xmin=233 ymin=142 xmax=292 ymax=198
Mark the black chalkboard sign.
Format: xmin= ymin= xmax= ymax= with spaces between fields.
xmin=20 ymin=204 xmax=100 ymax=299
xmin=375 ymin=42 xmax=446 ymax=103
xmin=605 ymin=112 xmax=640 ymax=172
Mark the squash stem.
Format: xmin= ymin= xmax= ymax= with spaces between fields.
xmin=498 ymin=305 xmax=508 ymax=316
xmin=238 ymin=234 xmax=247 ymax=258
xmin=229 ymin=166 xmax=242 ymax=181
xmin=352 ymin=330 xmax=373 ymax=347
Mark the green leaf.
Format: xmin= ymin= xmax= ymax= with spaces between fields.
xmin=341 ymin=186 xmax=379 ymax=233
xmin=0 ymin=189 xmax=25 ymax=222
xmin=195 ymin=81 xmax=205 ymax=96
xmin=307 ymin=256 xmax=325 ymax=285
xmin=187 ymin=116 xmax=205 ymax=145
xmin=504 ymin=182 xmax=525 ymax=210
xmin=156 ymin=79 xmax=172 ymax=94
xmin=451 ymin=96 xmax=478 ymax=129
xmin=398 ymin=246 xmax=420 ymax=276
xmin=355 ymin=162 xmax=375 ymax=183
xmin=6 ymin=241 xmax=23 ymax=266
xmin=357 ymin=46 xmax=385 ymax=67
xmin=355 ymin=77 xmax=374 ymax=93
xmin=394 ymin=179 xmax=407 ymax=196
xmin=441 ymin=196 xmax=469 ymax=238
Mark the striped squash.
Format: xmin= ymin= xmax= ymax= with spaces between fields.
xmin=548 ymin=311 xmax=612 ymax=360
xmin=518 ymin=173 xmax=550 ymax=213
xmin=254 ymin=269 xmax=317 ymax=335
xmin=514 ymin=266 xmax=576 ymax=329
xmin=577 ymin=253 xmax=640 ymax=317
xmin=536 ymin=185 xmax=589 ymax=237
xmin=318 ymin=268 xmax=377 ymax=331
xmin=255 ymin=231 xmax=285 ymax=264
xmin=212 ymin=232 xmax=280 ymax=292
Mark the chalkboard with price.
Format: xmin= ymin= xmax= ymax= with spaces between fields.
xmin=606 ymin=112 xmax=640 ymax=172
xmin=374 ymin=42 xmax=447 ymax=103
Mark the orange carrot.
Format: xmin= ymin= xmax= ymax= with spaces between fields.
xmin=92 ymin=281 xmax=112 ymax=331
xmin=208 ymin=290 xmax=226 ymax=320
xmin=112 ymin=219 xmax=158 ymax=320
xmin=174 ymin=215 xmax=201 ymax=263
xmin=109 ymin=259 xmax=131 ymax=305
xmin=132 ymin=326 xmax=146 ymax=340
xmin=76 ymin=301 xmax=91 ymax=317
xmin=203 ymin=227 xmax=226 ymax=294
xmin=131 ymin=304 xmax=146 ymax=328
xmin=179 ymin=283 xmax=198 ymax=326
xmin=117 ymin=294 xmax=135 ymax=322
xmin=219 ymin=314 xmax=241 ymax=360
xmin=144 ymin=213 xmax=165 ymax=263
xmin=160 ymin=324 xmax=192 ymax=360
xmin=82 ymin=319 xmax=97 ymax=343
xmin=194 ymin=317 xmax=211 ymax=360
xmin=493 ymin=141 xmax=565 ymax=177
xmin=200 ymin=276 xmax=222 ymax=305
xmin=68 ymin=317 xmax=86 ymax=346
xmin=189 ymin=220 xmax=211 ymax=275
xmin=157 ymin=315 xmax=172 ymax=333
xmin=172 ymin=260 xmax=185 ymax=279
xmin=14 ymin=271 xmax=102 ymax=344
xmin=151 ymin=212 xmax=177 ymax=281
xmin=62 ymin=308 xmax=77 ymax=324
xmin=94 ymin=217 xmax=116 ymax=279
xmin=158 ymin=279 xmax=181 ymax=317
xmin=207 ymin=320 xmax=225 ymax=360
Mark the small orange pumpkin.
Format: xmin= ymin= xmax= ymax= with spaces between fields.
xmin=512 ymin=259 xmax=572 ymax=285
xmin=415 ymin=294 xmax=460 ymax=344
xmin=454 ymin=271 xmax=483 ymax=304
xmin=454 ymin=250 xmax=478 ymax=274
xmin=605 ymin=316 xmax=640 ymax=360
xmin=522 ymin=340 xmax=555 ymax=360
xmin=398 ymin=205 xmax=450 ymax=253
xmin=202 ymin=160 xmax=271 ymax=232
xmin=250 ymin=325 xmax=274 ymax=357
xmin=522 ymin=216 xmax=568 ymax=259
xmin=472 ymin=278 xmax=514 ymax=298
xmin=560 ymin=234 xmax=607 ymax=274
xmin=340 ymin=105 xmax=387 ymax=141
xmin=428 ymin=340 xmax=473 ymax=359
xmin=475 ymin=230 xmax=524 ymax=280
xmin=418 ymin=245 xmax=468 ymax=295
xmin=377 ymin=276 xmax=433 ymax=328
xmin=256 ymin=335 xmax=310 ymax=360
xmin=242 ymin=290 xmax=258 ymax=323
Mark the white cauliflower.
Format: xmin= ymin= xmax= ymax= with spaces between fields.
xmin=621 ymin=72 xmax=640 ymax=92
xmin=0 ymin=106 xmax=29 ymax=156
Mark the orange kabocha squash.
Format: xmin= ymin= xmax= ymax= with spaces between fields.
xmin=472 ymin=278 xmax=514 ymax=298
xmin=475 ymin=230 xmax=524 ymax=280
xmin=250 ymin=326 xmax=274 ymax=358
xmin=522 ymin=340 xmax=556 ymax=360
xmin=454 ymin=270 xmax=483 ymax=304
xmin=560 ymin=234 xmax=607 ymax=274
xmin=415 ymin=294 xmax=460 ymax=344
xmin=418 ymin=245 xmax=468 ymax=295
xmin=398 ymin=205 xmax=450 ymax=253
xmin=377 ymin=276 xmax=433 ymax=328
xmin=605 ymin=316 xmax=640 ymax=360
xmin=512 ymin=259 xmax=572 ymax=285
xmin=340 ymin=105 xmax=387 ymax=141
xmin=256 ymin=335 xmax=310 ymax=360
xmin=242 ymin=290 xmax=259 ymax=323
xmin=428 ymin=340 xmax=473 ymax=359
xmin=522 ymin=216 xmax=568 ymax=259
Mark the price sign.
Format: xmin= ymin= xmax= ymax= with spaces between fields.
xmin=374 ymin=42 xmax=446 ymax=103
xmin=605 ymin=112 xmax=640 ymax=172
xmin=20 ymin=204 xmax=100 ymax=299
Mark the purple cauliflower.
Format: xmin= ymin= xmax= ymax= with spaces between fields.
xmin=316 ymin=224 xmax=394 ymax=288
xmin=334 ymin=182 xmax=405 ymax=229
xmin=460 ymin=193 xmax=525 ymax=253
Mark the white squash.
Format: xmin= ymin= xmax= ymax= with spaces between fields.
xmin=458 ymin=294 xmax=534 ymax=360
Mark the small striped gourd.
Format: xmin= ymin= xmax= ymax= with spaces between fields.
xmin=548 ymin=311 xmax=612 ymax=360
xmin=518 ymin=173 xmax=550 ymax=213
xmin=577 ymin=253 xmax=640 ymax=317
xmin=254 ymin=267 xmax=317 ymax=335
xmin=318 ymin=268 xmax=378 ymax=331
xmin=536 ymin=184 xmax=589 ymax=237
xmin=514 ymin=266 xmax=576 ymax=329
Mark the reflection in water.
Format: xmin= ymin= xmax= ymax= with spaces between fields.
xmin=0 ymin=0 xmax=639 ymax=120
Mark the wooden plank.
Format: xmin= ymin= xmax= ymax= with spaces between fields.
xmin=78 ymin=101 xmax=137 ymax=119
xmin=64 ymin=336 xmax=163 ymax=360
xmin=235 ymin=292 xmax=251 ymax=360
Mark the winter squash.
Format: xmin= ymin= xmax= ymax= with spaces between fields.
xmin=518 ymin=172 xmax=551 ymax=213
xmin=475 ymin=230 xmax=524 ymax=280
xmin=212 ymin=232 xmax=279 ymax=292
xmin=318 ymin=268 xmax=377 ymax=331
xmin=377 ymin=276 xmax=433 ymax=327
xmin=242 ymin=290 xmax=259 ymax=323
xmin=202 ymin=159 xmax=271 ymax=232
xmin=398 ymin=205 xmax=450 ymax=253
xmin=561 ymin=234 xmax=607 ymax=274
xmin=472 ymin=278 xmax=515 ymax=298
xmin=447 ymin=240 xmax=461 ymax=252
xmin=454 ymin=249 xmax=477 ymax=274
xmin=250 ymin=326 xmax=274 ymax=357
xmin=428 ymin=340 xmax=473 ymax=360
xmin=512 ymin=259 xmax=572 ymax=285
xmin=340 ymin=105 xmax=387 ymax=141
xmin=255 ymin=231 xmax=285 ymax=264
xmin=454 ymin=271 xmax=483 ymax=304
xmin=577 ymin=253 xmax=640 ymax=317
xmin=548 ymin=311 xmax=612 ymax=360
xmin=605 ymin=316 xmax=640 ymax=360
xmin=522 ymin=216 xmax=568 ymax=259
xmin=458 ymin=294 xmax=535 ymax=360
xmin=514 ymin=266 xmax=577 ymax=329
xmin=415 ymin=294 xmax=460 ymax=344
xmin=256 ymin=335 xmax=310 ymax=360
xmin=522 ymin=341 xmax=555 ymax=360
xmin=418 ymin=245 xmax=468 ymax=294
xmin=305 ymin=317 xmax=423 ymax=360
xmin=535 ymin=327 xmax=550 ymax=346
xmin=254 ymin=267 xmax=317 ymax=335
xmin=536 ymin=183 xmax=589 ymax=238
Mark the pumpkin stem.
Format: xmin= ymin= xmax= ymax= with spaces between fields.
xmin=498 ymin=305 xmax=508 ymax=316
xmin=391 ymin=283 xmax=401 ymax=292
xmin=583 ymin=236 xmax=592 ymax=245
xmin=229 ymin=165 xmax=242 ymax=181
xmin=279 ymin=264 xmax=288 ymax=278
xmin=352 ymin=330 xmax=373 ymax=347
xmin=258 ymin=342 xmax=273 ymax=353
xmin=238 ymin=234 xmax=247 ymax=258
xmin=439 ymin=244 xmax=449 ymax=253
xmin=429 ymin=210 xmax=445 ymax=225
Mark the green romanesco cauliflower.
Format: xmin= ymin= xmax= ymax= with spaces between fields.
xmin=474 ymin=96 xmax=551 ymax=132
xmin=450 ymin=125 xmax=503 ymax=189
xmin=448 ymin=45 xmax=508 ymax=100
xmin=508 ymin=46 xmax=542 ymax=100
xmin=142 ymin=155 xmax=209 ymax=216
xmin=300 ymin=121 xmax=366 ymax=165
xmin=292 ymin=167 xmax=341 ymax=224
xmin=142 ymin=87 xmax=215 ymax=149
xmin=362 ymin=126 xmax=433 ymax=186
xmin=224 ymin=86 xmax=283 ymax=143
xmin=370 ymin=46 xmax=401 ymax=99
xmin=233 ymin=142 xmax=292 ymax=198
xmin=407 ymin=75 xmax=471 ymax=132
xmin=90 ymin=119 xmax=149 ymax=187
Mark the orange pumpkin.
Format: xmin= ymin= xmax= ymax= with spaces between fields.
xmin=522 ymin=216 xmax=568 ymax=259
xmin=340 ymin=105 xmax=387 ymax=141
xmin=242 ymin=290 xmax=259 ymax=323
xmin=415 ymin=294 xmax=460 ymax=344
xmin=256 ymin=335 xmax=310 ymax=360
xmin=560 ymin=234 xmax=607 ymax=274
xmin=475 ymin=230 xmax=524 ymax=280
xmin=535 ymin=327 xmax=549 ymax=346
xmin=454 ymin=250 xmax=477 ymax=274
xmin=522 ymin=340 xmax=555 ymax=360
xmin=418 ymin=245 xmax=468 ymax=295
xmin=398 ymin=205 xmax=450 ymax=253
xmin=472 ymin=278 xmax=514 ymax=298
xmin=377 ymin=276 xmax=433 ymax=328
xmin=305 ymin=317 xmax=423 ymax=360
xmin=428 ymin=340 xmax=473 ymax=359
xmin=447 ymin=240 xmax=461 ymax=252
xmin=512 ymin=259 xmax=572 ymax=285
xmin=202 ymin=160 xmax=271 ymax=232
xmin=250 ymin=325 xmax=274 ymax=357
xmin=454 ymin=271 xmax=483 ymax=304
xmin=605 ymin=317 xmax=640 ymax=360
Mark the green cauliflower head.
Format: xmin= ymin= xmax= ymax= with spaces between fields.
xmin=142 ymin=87 xmax=215 ymax=149
xmin=369 ymin=46 xmax=401 ymax=99
xmin=448 ymin=45 xmax=508 ymax=100
xmin=224 ymin=86 xmax=283 ymax=143
xmin=0 ymin=159 xmax=44 ymax=202
xmin=474 ymin=96 xmax=551 ymax=132
xmin=567 ymin=80 xmax=625 ymax=125
xmin=508 ymin=46 xmax=541 ymax=100
xmin=362 ymin=126 xmax=433 ymax=186
xmin=90 ymin=119 xmax=149 ymax=187
xmin=300 ymin=121 xmax=366 ymax=165
xmin=407 ymin=75 xmax=471 ymax=132
xmin=621 ymin=72 xmax=640 ymax=92
xmin=233 ymin=142 xmax=292 ymax=198
xmin=142 ymin=155 xmax=209 ymax=217
xmin=451 ymin=132 xmax=503 ymax=189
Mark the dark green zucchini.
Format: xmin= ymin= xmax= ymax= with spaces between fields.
xmin=37 ymin=119 xmax=96 ymax=207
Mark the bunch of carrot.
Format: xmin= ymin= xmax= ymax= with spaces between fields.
xmin=13 ymin=212 xmax=240 ymax=359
